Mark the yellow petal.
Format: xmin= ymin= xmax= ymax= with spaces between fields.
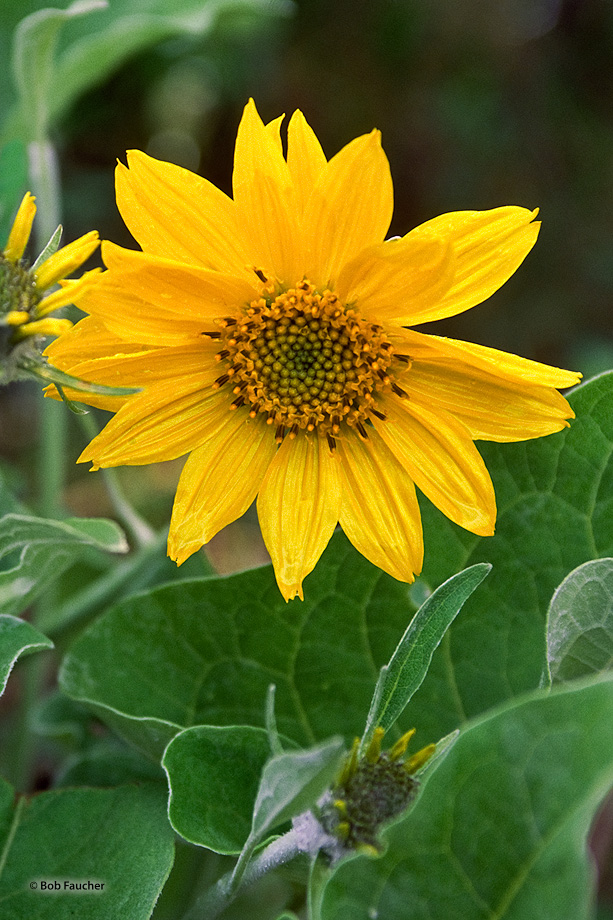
xmin=43 ymin=314 xmax=148 ymax=410
xmin=53 ymin=339 xmax=218 ymax=390
xmin=397 ymin=328 xmax=582 ymax=389
xmin=336 ymin=232 xmax=454 ymax=324
xmin=337 ymin=427 xmax=423 ymax=582
xmin=78 ymin=373 xmax=226 ymax=468
xmin=36 ymin=269 xmax=102 ymax=316
xmin=80 ymin=242 xmax=257 ymax=345
xmin=402 ymin=358 xmax=575 ymax=442
xmin=236 ymin=170 xmax=304 ymax=285
xmin=265 ymin=114 xmax=285 ymax=152
xmin=257 ymin=433 xmax=341 ymax=601
xmin=4 ymin=192 xmax=36 ymax=262
xmin=168 ymin=411 xmax=276 ymax=565
xmin=303 ymin=130 xmax=393 ymax=289
xmin=373 ymin=396 xmax=497 ymax=536
xmin=34 ymin=231 xmax=99 ymax=290
xmin=115 ymin=150 xmax=250 ymax=274
xmin=232 ymin=99 xmax=301 ymax=284
xmin=44 ymin=315 xmax=144 ymax=363
xmin=287 ymin=109 xmax=327 ymax=214
xmin=411 ymin=206 xmax=540 ymax=320
xmin=16 ymin=317 xmax=72 ymax=338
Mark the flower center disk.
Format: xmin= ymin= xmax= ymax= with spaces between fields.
xmin=214 ymin=280 xmax=400 ymax=442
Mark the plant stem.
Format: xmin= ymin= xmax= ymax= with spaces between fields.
xmin=37 ymin=528 xmax=169 ymax=637
xmin=182 ymin=830 xmax=302 ymax=920
xmin=28 ymin=140 xmax=61 ymax=249
xmin=77 ymin=411 xmax=156 ymax=549
xmin=10 ymin=141 xmax=64 ymax=793
xmin=28 ymin=139 xmax=67 ymax=522
xmin=7 ymin=655 xmax=48 ymax=792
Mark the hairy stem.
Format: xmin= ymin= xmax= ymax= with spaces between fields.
xmin=183 ymin=830 xmax=302 ymax=920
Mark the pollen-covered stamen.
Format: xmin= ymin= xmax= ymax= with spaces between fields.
xmin=214 ymin=280 xmax=405 ymax=437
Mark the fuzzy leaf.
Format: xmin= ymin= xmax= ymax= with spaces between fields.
xmin=0 ymin=514 xmax=128 ymax=617
xmin=546 ymin=557 xmax=613 ymax=683
xmin=0 ymin=614 xmax=53 ymax=696
xmin=10 ymin=1 xmax=107 ymax=139
xmin=249 ymin=737 xmax=345 ymax=845
xmin=362 ymin=563 xmax=490 ymax=749
xmin=3 ymin=0 xmax=287 ymax=143
xmin=0 ymin=780 xmax=174 ymax=919
xmin=163 ymin=725 xmax=272 ymax=854
xmin=59 ymin=534 xmax=428 ymax=758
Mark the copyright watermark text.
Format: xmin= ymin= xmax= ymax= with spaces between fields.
xmin=29 ymin=879 xmax=105 ymax=892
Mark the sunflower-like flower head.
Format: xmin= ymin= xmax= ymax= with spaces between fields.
xmin=45 ymin=99 xmax=581 ymax=599
xmin=318 ymin=727 xmax=435 ymax=858
xmin=0 ymin=193 xmax=99 ymax=383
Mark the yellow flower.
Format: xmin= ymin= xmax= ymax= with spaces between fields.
xmin=44 ymin=100 xmax=581 ymax=600
xmin=1 ymin=192 xmax=99 ymax=345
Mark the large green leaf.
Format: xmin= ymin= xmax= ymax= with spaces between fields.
xmin=409 ymin=372 xmax=613 ymax=738
xmin=0 ymin=514 xmax=128 ymax=618
xmin=59 ymin=534 xmax=426 ymax=758
xmin=0 ymin=781 xmax=174 ymax=919
xmin=59 ymin=374 xmax=613 ymax=761
xmin=0 ymin=614 xmax=53 ymax=696
xmin=546 ymin=558 xmax=613 ymax=683
xmin=321 ymin=676 xmax=613 ymax=920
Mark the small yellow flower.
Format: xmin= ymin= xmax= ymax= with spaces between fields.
xmin=45 ymin=100 xmax=581 ymax=600
xmin=1 ymin=192 xmax=99 ymax=346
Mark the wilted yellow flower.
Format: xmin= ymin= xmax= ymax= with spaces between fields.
xmin=1 ymin=192 xmax=99 ymax=348
xmin=45 ymin=100 xmax=580 ymax=600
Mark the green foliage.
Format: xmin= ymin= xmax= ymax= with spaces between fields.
xmin=547 ymin=558 xmax=613 ymax=683
xmin=0 ymin=780 xmax=174 ymax=919
xmin=361 ymin=563 xmax=490 ymax=749
xmin=2 ymin=0 xmax=287 ymax=144
xmin=2 ymin=1 xmax=610 ymax=917
xmin=58 ymin=535 xmax=427 ymax=757
xmin=0 ymin=140 xmax=28 ymax=244
xmin=0 ymin=614 xmax=53 ymax=695
xmin=0 ymin=0 xmax=287 ymax=234
xmin=247 ymin=738 xmax=344 ymax=847
xmin=410 ymin=373 xmax=613 ymax=739
xmin=0 ymin=513 xmax=127 ymax=618
xmin=10 ymin=0 xmax=107 ymax=141
xmin=164 ymin=725 xmax=273 ymax=854
xmin=322 ymin=676 xmax=613 ymax=920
